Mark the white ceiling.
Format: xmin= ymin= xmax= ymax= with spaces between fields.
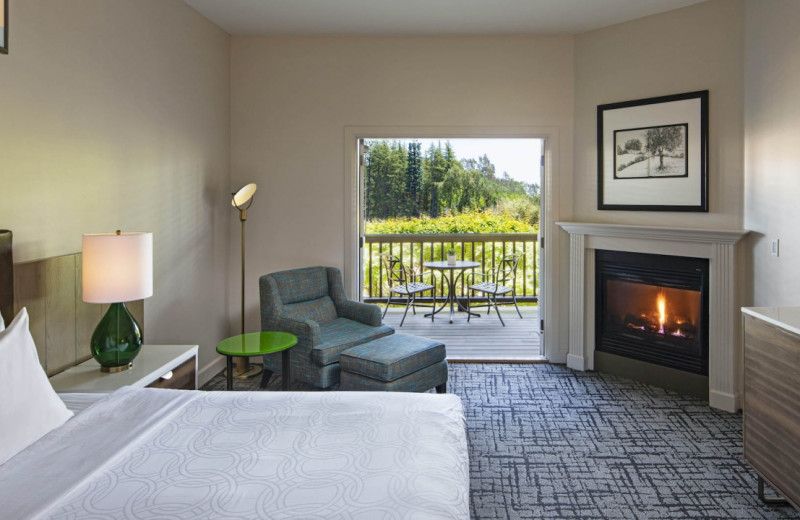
xmin=183 ymin=0 xmax=707 ymax=36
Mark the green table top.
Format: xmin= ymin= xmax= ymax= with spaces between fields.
xmin=216 ymin=332 xmax=298 ymax=357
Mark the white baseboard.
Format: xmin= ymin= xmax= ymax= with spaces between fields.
xmin=709 ymin=390 xmax=740 ymax=413
xmin=198 ymin=356 xmax=227 ymax=387
xmin=566 ymin=354 xmax=586 ymax=371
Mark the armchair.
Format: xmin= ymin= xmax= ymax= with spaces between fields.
xmin=260 ymin=266 xmax=394 ymax=389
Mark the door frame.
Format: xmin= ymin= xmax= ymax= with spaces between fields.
xmin=343 ymin=125 xmax=563 ymax=362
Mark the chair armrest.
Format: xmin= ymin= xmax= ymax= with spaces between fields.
xmin=275 ymin=316 xmax=320 ymax=348
xmin=466 ymin=271 xmax=492 ymax=284
xmin=336 ymin=300 xmax=383 ymax=327
xmin=411 ymin=270 xmax=437 ymax=286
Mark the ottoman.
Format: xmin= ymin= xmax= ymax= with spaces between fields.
xmin=339 ymin=333 xmax=448 ymax=393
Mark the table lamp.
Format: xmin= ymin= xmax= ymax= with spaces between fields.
xmin=231 ymin=183 xmax=262 ymax=379
xmin=82 ymin=231 xmax=153 ymax=372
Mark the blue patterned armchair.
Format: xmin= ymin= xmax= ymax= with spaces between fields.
xmin=260 ymin=266 xmax=394 ymax=389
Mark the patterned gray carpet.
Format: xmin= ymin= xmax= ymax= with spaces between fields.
xmin=203 ymin=363 xmax=800 ymax=519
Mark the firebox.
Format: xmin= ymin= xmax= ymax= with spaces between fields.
xmin=595 ymin=250 xmax=709 ymax=375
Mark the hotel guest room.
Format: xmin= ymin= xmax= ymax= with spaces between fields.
xmin=1 ymin=0 xmax=800 ymax=518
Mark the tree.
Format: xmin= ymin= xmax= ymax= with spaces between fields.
xmin=424 ymin=144 xmax=448 ymax=218
xmin=365 ymin=141 xmax=408 ymax=219
xmin=624 ymin=138 xmax=642 ymax=152
xmin=645 ymin=126 xmax=682 ymax=169
xmin=405 ymin=142 xmax=423 ymax=217
xmin=477 ymin=154 xmax=496 ymax=179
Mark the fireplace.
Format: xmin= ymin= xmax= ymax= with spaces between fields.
xmin=595 ymin=250 xmax=709 ymax=375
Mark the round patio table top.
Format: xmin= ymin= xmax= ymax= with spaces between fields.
xmin=423 ymin=260 xmax=481 ymax=270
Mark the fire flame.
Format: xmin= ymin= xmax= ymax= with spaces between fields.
xmin=657 ymin=292 xmax=666 ymax=334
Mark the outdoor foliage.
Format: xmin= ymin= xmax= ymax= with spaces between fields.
xmin=363 ymin=139 xmax=541 ymax=303
xmin=365 ymin=140 xmax=540 ymax=227
xmin=366 ymin=210 xmax=535 ymax=234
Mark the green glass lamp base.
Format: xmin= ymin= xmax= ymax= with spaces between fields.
xmin=91 ymin=302 xmax=143 ymax=371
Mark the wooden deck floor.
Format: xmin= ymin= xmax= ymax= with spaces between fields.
xmin=381 ymin=304 xmax=543 ymax=362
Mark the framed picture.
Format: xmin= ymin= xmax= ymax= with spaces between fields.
xmin=1 ymin=0 xmax=7 ymax=54
xmin=597 ymin=90 xmax=708 ymax=211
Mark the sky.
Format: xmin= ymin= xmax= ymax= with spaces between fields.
xmin=371 ymin=138 xmax=543 ymax=186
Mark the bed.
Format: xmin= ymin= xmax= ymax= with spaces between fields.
xmin=0 ymin=231 xmax=470 ymax=519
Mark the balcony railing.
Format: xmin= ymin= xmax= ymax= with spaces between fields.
xmin=362 ymin=232 xmax=539 ymax=304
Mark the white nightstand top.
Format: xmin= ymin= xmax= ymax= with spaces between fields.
xmin=49 ymin=344 xmax=198 ymax=393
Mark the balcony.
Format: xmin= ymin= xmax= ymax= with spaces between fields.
xmin=363 ymin=232 xmax=542 ymax=361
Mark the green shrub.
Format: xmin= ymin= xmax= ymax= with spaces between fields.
xmin=366 ymin=209 xmax=536 ymax=235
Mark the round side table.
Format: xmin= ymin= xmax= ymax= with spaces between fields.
xmin=216 ymin=332 xmax=298 ymax=391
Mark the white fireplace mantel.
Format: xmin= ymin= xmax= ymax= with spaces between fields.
xmin=557 ymin=221 xmax=749 ymax=412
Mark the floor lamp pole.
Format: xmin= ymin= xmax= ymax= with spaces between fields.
xmin=241 ymin=214 xmax=246 ymax=337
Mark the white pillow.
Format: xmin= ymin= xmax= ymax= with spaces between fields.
xmin=0 ymin=308 xmax=73 ymax=465
xmin=0 ymin=309 xmax=5 ymax=331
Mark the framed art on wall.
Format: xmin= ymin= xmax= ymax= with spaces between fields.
xmin=597 ymin=90 xmax=708 ymax=211
xmin=1 ymin=0 xmax=7 ymax=54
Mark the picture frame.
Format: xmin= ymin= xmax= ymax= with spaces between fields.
xmin=1 ymin=0 xmax=7 ymax=55
xmin=597 ymin=90 xmax=708 ymax=212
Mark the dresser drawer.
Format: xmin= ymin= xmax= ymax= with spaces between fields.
xmin=147 ymin=355 xmax=197 ymax=390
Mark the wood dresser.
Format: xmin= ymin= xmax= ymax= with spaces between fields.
xmin=742 ymin=307 xmax=800 ymax=510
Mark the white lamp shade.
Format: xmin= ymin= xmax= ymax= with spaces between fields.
xmin=232 ymin=183 xmax=257 ymax=207
xmin=82 ymin=232 xmax=153 ymax=303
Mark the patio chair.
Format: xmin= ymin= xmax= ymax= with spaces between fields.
xmin=380 ymin=253 xmax=437 ymax=326
xmin=466 ymin=252 xmax=525 ymax=326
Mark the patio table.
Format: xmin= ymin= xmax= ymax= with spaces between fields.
xmin=423 ymin=260 xmax=481 ymax=323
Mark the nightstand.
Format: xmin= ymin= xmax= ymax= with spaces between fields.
xmin=49 ymin=345 xmax=198 ymax=392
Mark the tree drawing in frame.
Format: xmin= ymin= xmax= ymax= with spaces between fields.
xmin=614 ymin=123 xmax=688 ymax=179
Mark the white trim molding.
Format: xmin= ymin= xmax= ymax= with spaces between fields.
xmin=557 ymin=221 xmax=749 ymax=412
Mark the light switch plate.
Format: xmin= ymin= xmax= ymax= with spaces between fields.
xmin=771 ymin=239 xmax=780 ymax=257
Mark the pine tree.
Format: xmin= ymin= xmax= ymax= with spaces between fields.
xmin=405 ymin=142 xmax=423 ymax=217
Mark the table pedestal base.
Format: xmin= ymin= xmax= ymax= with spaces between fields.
xmin=424 ymin=269 xmax=480 ymax=324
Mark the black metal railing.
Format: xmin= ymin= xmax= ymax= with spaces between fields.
xmin=363 ymin=233 xmax=538 ymax=304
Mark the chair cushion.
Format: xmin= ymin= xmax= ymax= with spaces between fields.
xmin=311 ymin=318 xmax=394 ymax=366
xmin=339 ymin=333 xmax=446 ymax=382
xmin=284 ymin=296 xmax=338 ymax=325
xmin=272 ymin=266 xmax=329 ymax=304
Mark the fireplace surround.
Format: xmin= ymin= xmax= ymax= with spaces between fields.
xmin=557 ymin=222 xmax=748 ymax=412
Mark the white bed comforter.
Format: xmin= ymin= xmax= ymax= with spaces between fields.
xmin=0 ymin=387 xmax=469 ymax=519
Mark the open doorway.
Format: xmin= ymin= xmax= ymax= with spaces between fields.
xmin=358 ymin=137 xmax=545 ymax=362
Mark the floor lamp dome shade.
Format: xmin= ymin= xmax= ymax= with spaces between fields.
xmin=82 ymin=232 xmax=153 ymax=372
xmin=232 ymin=183 xmax=257 ymax=210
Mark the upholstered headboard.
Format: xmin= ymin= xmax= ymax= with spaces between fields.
xmin=0 ymin=230 xmax=13 ymax=322
xmin=2 ymin=233 xmax=144 ymax=376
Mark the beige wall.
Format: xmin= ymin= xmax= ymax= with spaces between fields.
xmin=0 ymin=0 xmax=231 ymax=378
xmin=231 ymin=36 xmax=575 ymax=360
xmin=744 ymin=0 xmax=800 ymax=306
xmin=573 ymin=0 xmax=745 ymax=229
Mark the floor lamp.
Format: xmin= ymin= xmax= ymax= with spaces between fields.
xmin=232 ymin=183 xmax=262 ymax=379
